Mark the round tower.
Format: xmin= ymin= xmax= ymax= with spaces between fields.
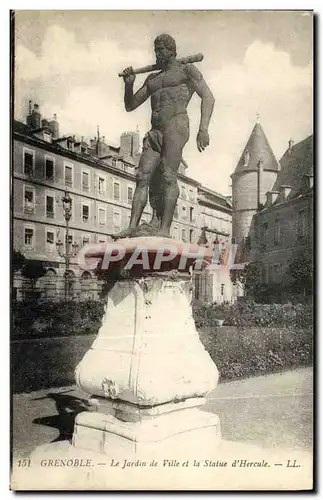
xmin=231 ymin=121 xmax=280 ymax=244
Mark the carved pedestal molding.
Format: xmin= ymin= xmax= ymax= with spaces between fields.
xmin=72 ymin=239 xmax=221 ymax=456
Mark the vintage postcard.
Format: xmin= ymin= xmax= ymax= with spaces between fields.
xmin=10 ymin=10 xmax=313 ymax=491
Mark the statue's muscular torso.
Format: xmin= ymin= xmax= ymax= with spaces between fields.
xmin=146 ymin=61 xmax=195 ymax=130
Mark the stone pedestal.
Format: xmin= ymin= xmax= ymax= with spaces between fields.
xmin=73 ymin=237 xmax=221 ymax=457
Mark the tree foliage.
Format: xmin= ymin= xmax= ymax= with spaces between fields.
xmin=230 ymin=262 xmax=262 ymax=294
xmin=287 ymin=252 xmax=313 ymax=295
xmin=21 ymin=260 xmax=46 ymax=285
xmin=12 ymin=250 xmax=26 ymax=273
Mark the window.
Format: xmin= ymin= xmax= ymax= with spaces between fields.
xmin=297 ymin=210 xmax=307 ymax=239
xmin=24 ymin=227 xmax=34 ymax=247
xmin=189 ymin=229 xmax=194 ymax=242
xmin=46 ymin=195 xmax=54 ymax=218
xmin=182 ymin=206 xmax=187 ymax=220
xmin=182 ymin=228 xmax=187 ymax=242
xmin=45 ymin=157 xmax=54 ymax=180
xmin=181 ymin=185 xmax=187 ymax=199
xmin=24 ymin=186 xmax=35 ymax=213
xmin=272 ymin=264 xmax=282 ymax=283
xmin=82 ymin=235 xmax=90 ymax=246
xmin=220 ymin=284 xmax=225 ymax=296
xmin=173 ymin=225 xmax=179 ymax=240
xmin=113 ymin=182 xmax=120 ymax=201
xmin=127 ymin=186 xmax=133 ymax=204
xmin=82 ymin=204 xmax=90 ymax=223
xmin=64 ymin=164 xmax=73 ymax=186
xmin=274 ymin=218 xmax=281 ymax=244
xmin=98 ymin=236 xmax=107 ymax=244
xmin=262 ymin=223 xmax=268 ymax=246
xmin=46 ymin=230 xmax=55 ymax=251
xmin=189 ymin=207 xmax=194 ymax=222
xmin=98 ymin=207 xmax=106 ymax=226
xmin=98 ymin=176 xmax=106 ymax=195
xmin=23 ymin=149 xmax=34 ymax=175
xmin=113 ymin=210 xmax=121 ymax=233
xmin=82 ymin=171 xmax=89 ymax=191
xmin=189 ymin=188 xmax=194 ymax=201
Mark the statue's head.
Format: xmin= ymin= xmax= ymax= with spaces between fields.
xmin=154 ymin=34 xmax=177 ymax=67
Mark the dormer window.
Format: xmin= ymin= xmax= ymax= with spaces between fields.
xmin=280 ymin=185 xmax=292 ymax=201
xmin=43 ymin=130 xmax=52 ymax=143
xmin=244 ymin=149 xmax=250 ymax=167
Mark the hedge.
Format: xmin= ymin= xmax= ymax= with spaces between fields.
xmin=192 ymin=300 xmax=313 ymax=329
xmin=12 ymin=299 xmax=105 ymax=340
xmin=12 ymin=299 xmax=313 ymax=339
xmin=199 ymin=326 xmax=312 ymax=381
xmin=11 ymin=326 xmax=313 ymax=393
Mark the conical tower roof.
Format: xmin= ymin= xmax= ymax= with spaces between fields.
xmin=234 ymin=122 xmax=280 ymax=174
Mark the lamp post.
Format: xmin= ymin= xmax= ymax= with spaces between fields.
xmin=56 ymin=191 xmax=78 ymax=299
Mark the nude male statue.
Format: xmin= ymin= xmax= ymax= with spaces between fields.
xmin=114 ymin=34 xmax=215 ymax=239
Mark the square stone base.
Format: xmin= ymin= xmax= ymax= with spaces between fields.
xmin=72 ymin=408 xmax=221 ymax=457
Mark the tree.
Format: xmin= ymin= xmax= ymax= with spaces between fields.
xmin=287 ymin=252 xmax=313 ymax=296
xmin=12 ymin=249 xmax=26 ymax=273
xmin=230 ymin=262 xmax=262 ymax=295
xmin=21 ymin=260 xmax=46 ymax=295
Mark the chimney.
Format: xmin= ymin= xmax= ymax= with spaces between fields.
xmin=26 ymin=100 xmax=41 ymax=129
xmin=41 ymin=118 xmax=50 ymax=128
xmin=120 ymin=132 xmax=132 ymax=157
xmin=132 ymin=130 xmax=140 ymax=156
xmin=49 ymin=113 xmax=59 ymax=139
xmin=288 ymin=139 xmax=294 ymax=154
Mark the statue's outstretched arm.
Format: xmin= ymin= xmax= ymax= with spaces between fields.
xmin=187 ymin=64 xmax=215 ymax=151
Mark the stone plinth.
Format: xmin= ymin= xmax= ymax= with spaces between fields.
xmin=73 ymin=237 xmax=220 ymax=456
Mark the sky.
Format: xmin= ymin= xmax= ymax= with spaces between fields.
xmin=13 ymin=10 xmax=313 ymax=195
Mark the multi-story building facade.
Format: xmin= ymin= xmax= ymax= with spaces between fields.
xmin=194 ymin=187 xmax=237 ymax=303
xmin=252 ymin=135 xmax=313 ymax=287
xmin=231 ymin=118 xmax=313 ymax=295
xmin=13 ymin=102 xmax=233 ymax=302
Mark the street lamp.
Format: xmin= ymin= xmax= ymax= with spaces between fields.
xmin=56 ymin=190 xmax=78 ymax=299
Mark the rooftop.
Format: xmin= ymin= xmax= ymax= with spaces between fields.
xmin=271 ymin=135 xmax=313 ymax=199
xmin=233 ymin=122 xmax=280 ymax=175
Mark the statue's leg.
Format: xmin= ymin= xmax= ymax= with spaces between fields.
xmin=158 ymin=115 xmax=189 ymax=237
xmin=149 ymin=165 xmax=163 ymax=228
xmin=113 ymin=146 xmax=160 ymax=239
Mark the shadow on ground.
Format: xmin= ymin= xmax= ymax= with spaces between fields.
xmin=11 ymin=335 xmax=95 ymax=393
xmin=32 ymin=390 xmax=89 ymax=443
